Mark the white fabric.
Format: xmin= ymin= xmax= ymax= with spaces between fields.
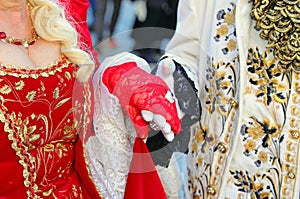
xmin=134 ymin=0 xmax=147 ymax=22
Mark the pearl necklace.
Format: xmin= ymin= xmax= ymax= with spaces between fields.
xmin=0 ymin=2 xmax=40 ymax=49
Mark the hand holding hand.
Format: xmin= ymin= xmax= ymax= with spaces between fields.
xmin=102 ymin=61 xmax=181 ymax=140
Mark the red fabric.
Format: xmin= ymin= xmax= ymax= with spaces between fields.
xmin=124 ymin=138 xmax=167 ymax=199
xmin=74 ymin=138 xmax=103 ymax=199
xmin=0 ymin=130 xmax=27 ymax=198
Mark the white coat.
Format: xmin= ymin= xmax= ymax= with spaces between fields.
xmin=163 ymin=0 xmax=300 ymax=198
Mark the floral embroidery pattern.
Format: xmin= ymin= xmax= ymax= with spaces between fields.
xmin=229 ymin=116 xmax=284 ymax=198
xmin=188 ymin=2 xmax=240 ymax=198
xmin=246 ymin=48 xmax=289 ymax=106
xmin=229 ymin=170 xmax=273 ymax=198
xmin=242 ymin=117 xmax=282 ymax=159
xmin=205 ymin=2 xmax=239 ymax=117
xmin=214 ymin=3 xmax=237 ymax=55
xmin=205 ymin=58 xmax=237 ymax=117
xmin=228 ymin=46 xmax=297 ymax=198
xmin=188 ymin=123 xmax=211 ymax=199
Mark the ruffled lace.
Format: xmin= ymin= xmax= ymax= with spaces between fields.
xmin=85 ymin=53 xmax=141 ymax=199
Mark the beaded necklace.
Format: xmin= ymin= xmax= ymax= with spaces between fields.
xmin=0 ymin=2 xmax=40 ymax=49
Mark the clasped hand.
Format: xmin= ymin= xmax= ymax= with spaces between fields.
xmin=102 ymin=59 xmax=181 ymax=141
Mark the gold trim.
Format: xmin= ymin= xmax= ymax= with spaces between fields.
xmin=0 ymin=57 xmax=72 ymax=79
xmin=0 ymin=108 xmax=38 ymax=198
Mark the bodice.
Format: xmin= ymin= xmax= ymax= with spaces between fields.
xmin=0 ymin=57 xmax=87 ymax=198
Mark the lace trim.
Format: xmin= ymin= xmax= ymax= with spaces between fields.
xmin=87 ymin=62 xmax=137 ymax=198
xmin=249 ymin=0 xmax=300 ymax=73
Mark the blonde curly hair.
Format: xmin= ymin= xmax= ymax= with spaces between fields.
xmin=28 ymin=0 xmax=95 ymax=82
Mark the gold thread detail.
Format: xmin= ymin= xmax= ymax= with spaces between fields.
xmin=249 ymin=0 xmax=300 ymax=73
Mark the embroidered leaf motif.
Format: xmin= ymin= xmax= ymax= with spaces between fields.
xmin=0 ymin=85 xmax=12 ymax=94
xmin=65 ymin=72 xmax=71 ymax=80
xmin=23 ymin=117 xmax=29 ymax=125
xmin=54 ymin=97 xmax=71 ymax=109
xmin=40 ymin=81 xmax=45 ymax=92
xmin=53 ymin=87 xmax=60 ymax=99
xmin=0 ymin=95 xmax=7 ymax=112
xmin=26 ymin=91 xmax=36 ymax=101
xmin=15 ymin=80 xmax=25 ymax=90
xmin=27 ymin=126 xmax=37 ymax=135
xmin=29 ymin=134 xmax=40 ymax=142
xmin=279 ymin=135 xmax=284 ymax=143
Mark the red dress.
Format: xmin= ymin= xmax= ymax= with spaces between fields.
xmin=0 ymin=57 xmax=102 ymax=198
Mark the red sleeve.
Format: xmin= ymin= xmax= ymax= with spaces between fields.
xmin=59 ymin=0 xmax=100 ymax=66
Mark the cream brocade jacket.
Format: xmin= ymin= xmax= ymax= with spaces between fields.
xmin=164 ymin=0 xmax=300 ymax=198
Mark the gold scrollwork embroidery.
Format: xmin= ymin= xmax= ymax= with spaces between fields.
xmin=249 ymin=0 xmax=300 ymax=73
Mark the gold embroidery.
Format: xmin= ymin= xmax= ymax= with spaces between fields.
xmin=292 ymin=93 xmax=300 ymax=103
xmin=0 ymin=59 xmax=92 ymax=198
xmin=250 ymin=0 xmax=300 ymax=73
xmin=0 ymin=84 xmax=12 ymax=94
xmin=244 ymin=139 xmax=256 ymax=152
xmin=286 ymin=153 xmax=295 ymax=162
xmin=291 ymin=105 xmax=299 ymax=116
xmin=53 ymin=87 xmax=60 ymax=99
xmin=227 ymin=39 xmax=237 ymax=51
xmin=15 ymin=80 xmax=25 ymax=90
xmin=246 ymin=48 xmax=288 ymax=105
xmin=42 ymin=188 xmax=54 ymax=197
xmin=282 ymin=186 xmax=289 ymax=196
xmin=65 ymin=71 xmax=71 ymax=80
xmin=289 ymin=118 xmax=298 ymax=128
xmin=77 ymin=82 xmax=104 ymax=199
xmin=0 ymin=57 xmax=72 ymax=78
xmin=258 ymin=151 xmax=268 ymax=163
xmin=286 ymin=141 xmax=295 ymax=151
xmin=0 ymin=109 xmax=39 ymax=198
xmin=216 ymin=25 xmax=229 ymax=37
xmin=55 ymin=97 xmax=71 ymax=109
xmin=26 ymin=91 xmax=36 ymax=101
xmin=224 ymin=8 xmax=235 ymax=25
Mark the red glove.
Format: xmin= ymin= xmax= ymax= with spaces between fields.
xmin=102 ymin=61 xmax=181 ymax=139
